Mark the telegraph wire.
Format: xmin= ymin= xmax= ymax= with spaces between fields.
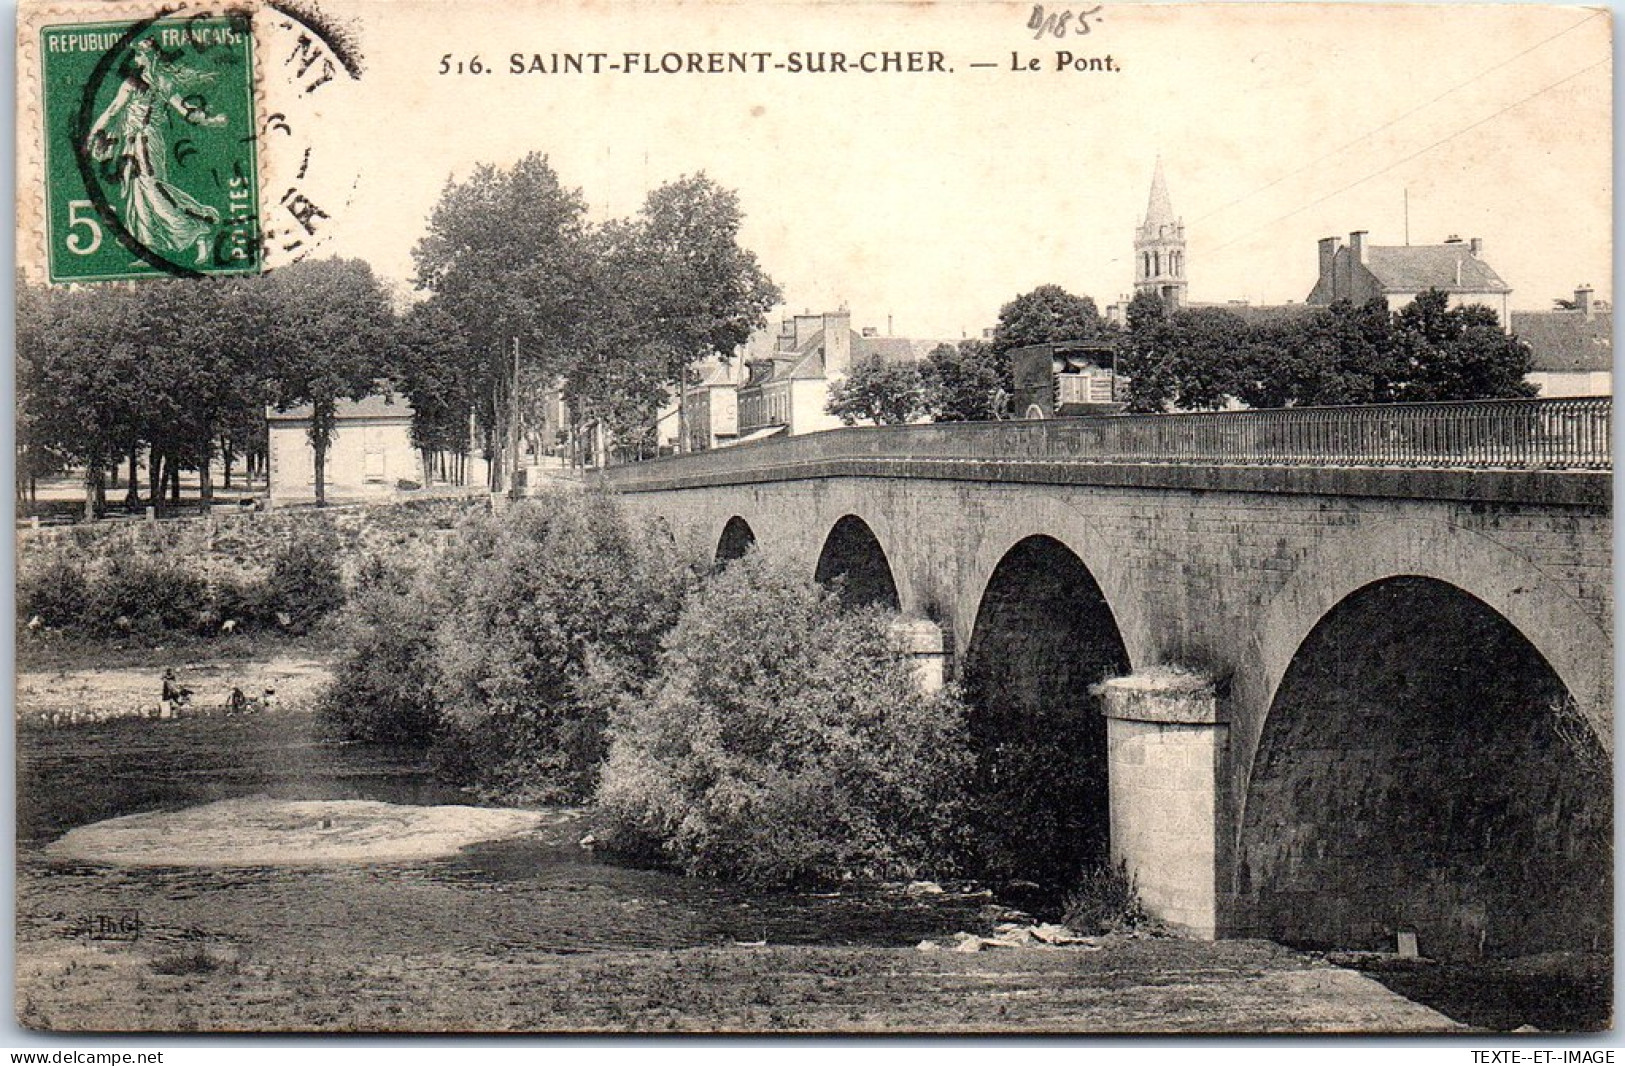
xmin=1207 ymin=56 xmax=1609 ymax=255
xmin=1191 ymin=8 xmax=1607 ymax=227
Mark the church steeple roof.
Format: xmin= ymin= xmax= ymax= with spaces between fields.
xmin=1143 ymin=156 xmax=1177 ymax=231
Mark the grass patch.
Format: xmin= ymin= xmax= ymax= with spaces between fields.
xmin=149 ymin=944 xmax=225 ymax=977
xmin=16 ymin=629 xmax=338 ymax=672
xmin=1060 ymin=862 xmax=1158 ymax=936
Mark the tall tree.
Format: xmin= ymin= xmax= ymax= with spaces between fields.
xmin=1120 ymin=306 xmax=1248 ymax=412
xmin=258 ymin=258 xmax=395 ymax=505
xmin=1392 ymin=290 xmax=1537 ymax=402
xmin=561 ymin=219 xmax=673 ymax=463
xmin=17 ymin=283 xmax=147 ymax=518
xmin=394 ymin=298 xmax=479 ymax=483
xmin=635 ymin=173 xmax=781 ymax=451
xmin=412 ymin=154 xmax=596 ymax=486
xmin=990 ymin=284 xmax=1105 ymax=355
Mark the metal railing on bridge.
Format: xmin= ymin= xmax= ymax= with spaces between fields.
xmin=608 ymin=396 xmax=1611 ymax=483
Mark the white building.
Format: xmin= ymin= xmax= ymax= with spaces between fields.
xmin=266 ymin=394 xmax=419 ymax=506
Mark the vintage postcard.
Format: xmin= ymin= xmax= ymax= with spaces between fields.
xmin=11 ymin=0 xmax=1613 ymax=1038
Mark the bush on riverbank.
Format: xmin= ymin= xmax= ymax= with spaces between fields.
xmin=316 ymin=563 xmax=443 ymax=746
xmin=318 ymin=491 xmax=698 ymax=802
xmin=432 ymin=494 xmax=697 ymax=802
xmin=598 ymin=553 xmax=972 ymax=886
xmin=18 ymin=536 xmax=347 ymax=638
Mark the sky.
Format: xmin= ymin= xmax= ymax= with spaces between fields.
xmin=23 ymin=0 xmax=1615 ymax=339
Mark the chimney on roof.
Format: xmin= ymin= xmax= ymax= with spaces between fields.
xmin=1444 ymin=234 xmax=1462 ymax=243
xmin=861 ymin=326 xmax=878 ymax=338
xmin=1576 ymin=284 xmax=1594 ymax=319
xmin=824 ymin=308 xmax=852 ymax=376
xmin=1469 ymin=237 xmax=1482 ymax=257
xmin=1318 ymin=236 xmax=1342 ymax=297
xmin=1349 ymin=231 xmax=1368 ymax=266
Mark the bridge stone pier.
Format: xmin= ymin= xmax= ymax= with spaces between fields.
xmin=603 ymin=401 xmax=1613 ymax=960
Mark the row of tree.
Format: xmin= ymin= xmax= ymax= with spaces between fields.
xmin=17 ymin=259 xmax=392 ymax=517
xmin=1118 ymin=288 xmax=1536 ymax=412
xmin=18 ymin=154 xmax=784 ymax=515
xmin=827 ymin=284 xmax=1536 ymax=425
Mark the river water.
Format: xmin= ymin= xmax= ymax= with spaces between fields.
xmin=16 ymin=713 xmax=993 ymax=958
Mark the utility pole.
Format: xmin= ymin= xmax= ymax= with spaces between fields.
xmin=509 ymin=336 xmax=522 ymax=497
xmin=675 ymin=352 xmax=690 ymax=455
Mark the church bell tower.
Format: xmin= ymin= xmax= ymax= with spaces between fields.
xmin=1134 ymin=158 xmax=1187 ymax=310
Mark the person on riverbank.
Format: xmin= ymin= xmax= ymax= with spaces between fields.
xmin=160 ymin=668 xmax=190 ymax=719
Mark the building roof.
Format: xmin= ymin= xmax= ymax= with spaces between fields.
xmin=854 ymin=335 xmax=930 ymax=363
xmin=693 ymin=360 xmax=742 ymax=388
xmin=1364 ymin=244 xmax=1512 ymax=295
xmin=1511 ymin=309 xmax=1614 ymax=373
xmin=267 ymin=392 xmax=412 ymax=422
xmin=1192 ymin=302 xmax=1319 ymax=326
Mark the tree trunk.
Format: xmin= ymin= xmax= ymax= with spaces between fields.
xmin=168 ymin=456 xmax=181 ymax=505
xmin=82 ymin=460 xmax=99 ymax=521
xmin=677 ymin=370 xmax=689 ymax=455
xmin=312 ymin=401 xmax=333 ymax=507
xmin=125 ymin=445 xmax=141 ymax=507
xmin=313 ymin=435 xmax=327 ymax=507
xmin=149 ymin=451 xmax=165 ymax=514
xmin=200 ymin=444 xmax=214 ymax=503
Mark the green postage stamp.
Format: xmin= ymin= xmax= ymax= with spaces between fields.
xmin=38 ymin=13 xmax=259 ymax=282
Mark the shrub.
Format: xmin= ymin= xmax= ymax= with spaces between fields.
xmin=209 ymin=573 xmax=273 ymax=632
xmin=18 ymin=557 xmax=90 ymax=628
xmin=316 ymin=566 xmax=444 ymax=746
xmin=263 ymin=534 xmax=345 ymax=633
xmin=1060 ymin=862 xmax=1157 ymax=936
xmin=429 ymin=491 xmax=697 ymax=802
xmin=598 ymin=553 xmax=972 ymax=886
xmin=85 ymin=556 xmax=210 ymax=636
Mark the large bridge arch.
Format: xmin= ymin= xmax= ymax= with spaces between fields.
xmin=1231 ymin=517 xmax=1613 ymax=957
xmin=1236 ymin=516 xmax=1612 ymax=795
xmin=959 ymin=533 xmax=1133 ymax=890
xmin=952 ymin=496 xmax=1154 ymax=672
xmin=1237 ymin=573 xmax=1611 ymax=959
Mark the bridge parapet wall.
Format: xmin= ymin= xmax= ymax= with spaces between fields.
xmin=607 ymin=397 xmax=1610 ymax=496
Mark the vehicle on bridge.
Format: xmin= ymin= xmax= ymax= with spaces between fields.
xmin=1009 ymin=341 xmax=1127 ymax=420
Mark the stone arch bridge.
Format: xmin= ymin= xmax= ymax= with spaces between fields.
xmin=602 ymin=399 xmax=1612 ymax=960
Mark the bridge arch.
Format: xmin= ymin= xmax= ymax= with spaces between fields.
xmin=715 ymin=516 xmax=757 ymax=565
xmin=1238 ymin=517 xmax=1612 ymax=788
xmin=953 ymin=497 xmax=1153 ymax=671
xmin=1237 ymin=573 xmax=1611 ymax=959
xmin=960 ymin=533 xmax=1132 ymax=890
xmin=813 ymin=514 xmax=901 ymax=610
